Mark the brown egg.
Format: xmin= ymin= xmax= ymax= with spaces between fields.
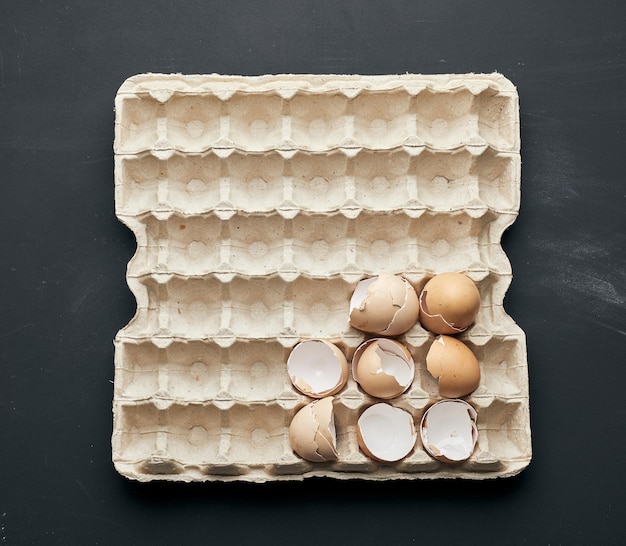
xmin=289 ymin=397 xmax=338 ymax=462
xmin=418 ymin=272 xmax=480 ymax=335
xmin=426 ymin=335 xmax=480 ymax=398
xmin=349 ymin=273 xmax=419 ymax=336
xmin=352 ymin=338 xmax=415 ymax=399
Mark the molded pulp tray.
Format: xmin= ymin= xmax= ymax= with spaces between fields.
xmin=112 ymin=73 xmax=531 ymax=482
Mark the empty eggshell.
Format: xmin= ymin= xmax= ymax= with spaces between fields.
xmin=287 ymin=340 xmax=348 ymax=398
xmin=419 ymin=272 xmax=480 ymax=335
xmin=289 ymin=397 xmax=339 ymax=462
xmin=426 ymin=335 xmax=480 ymax=398
xmin=420 ymin=399 xmax=478 ymax=463
xmin=357 ymin=403 xmax=417 ymax=462
xmin=352 ymin=338 xmax=415 ymax=399
xmin=349 ymin=273 xmax=419 ymax=336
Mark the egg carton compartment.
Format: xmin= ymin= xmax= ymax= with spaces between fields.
xmin=288 ymin=93 xmax=349 ymax=149
xmin=474 ymin=398 xmax=531 ymax=472
xmin=116 ymin=147 xmax=519 ymax=219
xmin=223 ymin=93 xmax=285 ymax=152
xmin=290 ymin=152 xmax=351 ymax=213
xmin=471 ymin=335 xmax=529 ymax=398
xmin=114 ymin=73 xmax=529 ymax=482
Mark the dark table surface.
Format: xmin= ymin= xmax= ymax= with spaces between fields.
xmin=2 ymin=2 xmax=625 ymax=545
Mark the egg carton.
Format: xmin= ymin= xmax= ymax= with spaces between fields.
xmin=112 ymin=73 xmax=530 ymax=482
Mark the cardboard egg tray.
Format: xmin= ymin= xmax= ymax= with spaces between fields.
xmin=112 ymin=73 xmax=531 ymax=482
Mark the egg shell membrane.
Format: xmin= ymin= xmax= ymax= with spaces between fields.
xmin=287 ymin=340 xmax=348 ymax=398
xmin=418 ymin=273 xmax=480 ymax=335
xmin=357 ymin=403 xmax=417 ymax=462
xmin=289 ymin=397 xmax=338 ymax=462
xmin=420 ymin=399 xmax=478 ymax=463
xmin=353 ymin=338 xmax=415 ymax=399
xmin=349 ymin=273 xmax=419 ymax=336
xmin=426 ymin=335 xmax=480 ymax=398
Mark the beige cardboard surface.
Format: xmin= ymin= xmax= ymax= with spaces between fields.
xmin=113 ymin=73 xmax=530 ymax=482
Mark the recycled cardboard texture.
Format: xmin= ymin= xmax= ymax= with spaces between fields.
xmin=113 ymin=73 xmax=531 ymax=482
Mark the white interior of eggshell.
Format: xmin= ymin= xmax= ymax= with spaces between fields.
xmin=288 ymin=341 xmax=343 ymax=395
xmin=358 ymin=403 xmax=416 ymax=462
xmin=328 ymin=414 xmax=336 ymax=443
xmin=420 ymin=400 xmax=478 ymax=462
xmin=349 ymin=277 xmax=377 ymax=311
xmin=375 ymin=340 xmax=414 ymax=387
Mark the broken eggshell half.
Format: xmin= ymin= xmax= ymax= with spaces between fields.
xmin=426 ymin=335 xmax=480 ymax=398
xmin=289 ymin=397 xmax=339 ymax=463
xmin=420 ymin=399 xmax=478 ymax=463
xmin=349 ymin=273 xmax=419 ymax=336
xmin=352 ymin=338 xmax=415 ymax=399
xmin=357 ymin=403 xmax=417 ymax=462
xmin=287 ymin=339 xmax=348 ymax=398
xmin=419 ymin=272 xmax=480 ymax=335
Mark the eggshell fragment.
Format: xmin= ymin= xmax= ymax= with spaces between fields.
xmin=419 ymin=272 xmax=480 ymax=334
xmin=289 ymin=397 xmax=338 ymax=462
xmin=349 ymin=273 xmax=419 ymax=336
xmin=426 ymin=335 xmax=480 ymax=398
xmin=352 ymin=338 xmax=415 ymax=399
xmin=357 ymin=403 xmax=417 ymax=462
xmin=287 ymin=340 xmax=348 ymax=398
xmin=420 ymin=399 xmax=478 ymax=463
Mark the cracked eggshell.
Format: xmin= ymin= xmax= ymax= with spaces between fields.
xmin=289 ymin=397 xmax=338 ymax=462
xmin=352 ymin=338 xmax=415 ymax=399
xmin=419 ymin=272 xmax=480 ymax=335
xmin=349 ymin=273 xmax=419 ymax=336
xmin=420 ymin=399 xmax=478 ymax=463
xmin=357 ymin=403 xmax=417 ymax=462
xmin=426 ymin=335 xmax=480 ymax=398
xmin=287 ymin=340 xmax=348 ymax=398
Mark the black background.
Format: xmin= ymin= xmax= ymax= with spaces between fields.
xmin=2 ymin=2 xmax=625 ymax=545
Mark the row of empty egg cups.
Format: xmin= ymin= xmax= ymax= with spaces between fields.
xmin=114 ymin=87 xmax=517 ymax=154
xmin=119 ymin=211 xmax=516 ymax=280
xmin=114 ymin=148 xmax=520 ymax=217
xmin=111 ymin=393 xmax=529 ymax=477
